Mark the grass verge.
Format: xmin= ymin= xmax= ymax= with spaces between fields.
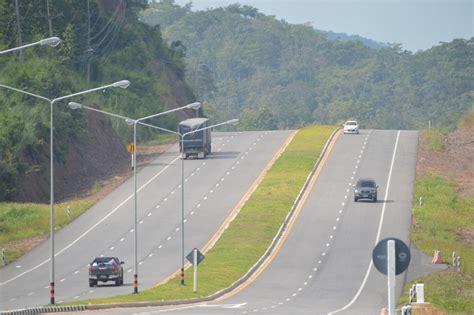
xmin=423 ymin=128 xmax=447 ymax=151
xmin=399 ymin=176 xmax=474 ymax=314
xmin=68 ymin=124 xmax=336 ymax=305
xmin=0 ymin=199 xmax=94 ymax=264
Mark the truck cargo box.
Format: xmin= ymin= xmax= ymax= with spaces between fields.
xmin=179 ymin=118 xmax=211 ymax=159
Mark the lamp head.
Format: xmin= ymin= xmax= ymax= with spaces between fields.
xmin=227 ymin=119 xmax=239 ymax=126
xmin=68 ymin=102 xmax=83 ymax=110
xmin=125 ymin=118 xmax=135 ymax=126
xmin=112 ymin=80 xmax=130 ymax=89
xmin=40 ymin=37 xmax=61 ymax=47
xmin=186 ymin=102 xmax=201 ymax=110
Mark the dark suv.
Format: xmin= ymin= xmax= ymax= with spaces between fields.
xmin=354 ymin=178 xmax=378 ymax=202
xmin=88 ymin=257 xmax=124 ymax=287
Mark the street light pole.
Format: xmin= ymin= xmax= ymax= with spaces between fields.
xmin=0 ymin=80 xmax=129 ymax=304
xmin=131 ymin=102 xmax=200 ymax=294
xmin=179 ymin=119 xmax=239 ymax=285
xmin=0 ymin=37 xmax=61 ymax=55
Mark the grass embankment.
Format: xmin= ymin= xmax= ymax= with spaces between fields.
xmin=399 ymin=177 xmax=474 ymax=314
xmin=0 ymin=200 xmax=93 ymax=264
xmin=70 ymin=124 xmax=336 ymax=305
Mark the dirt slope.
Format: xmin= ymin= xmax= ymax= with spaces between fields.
xmin=416 ymin=118 xmax=474 ymax=198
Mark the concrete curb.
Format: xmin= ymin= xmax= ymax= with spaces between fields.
xmin=3 ymin=127 xmax=341 ymax=314
xmin=0 ymin=305 xmax=86 ymax=314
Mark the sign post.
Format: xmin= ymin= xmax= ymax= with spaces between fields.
xmin=186 ymin=248 xmax=205 ymax=293
xmin=387 ymin=240 xmax=396 ymax=315
xmin=193 ymin=249 xmax=198 ymax=292
xmin=373 ymin=238 xmax=411 ymax=315
xmin=127 ymin=143 xmax=135 ymax=169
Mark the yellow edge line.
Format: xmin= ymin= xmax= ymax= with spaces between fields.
xmin=215 ymin=128 xmax=342 ymax=302
xmin=154 ymin=130 xmax=298 ymax=287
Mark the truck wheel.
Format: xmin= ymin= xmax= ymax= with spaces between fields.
xmin=115 ymin=279 xmax=120 ymax=286
xmin=89 ymin=279 xmax=96 ymax=287
xmin=354 ymin=197 xmax=358 ymax=202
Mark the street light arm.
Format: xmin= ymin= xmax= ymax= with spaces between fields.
xmin=182 ymin=119 xmax=239 ymax=139
xmin=68 ymin=102 xmax=132 ymax=121
xmin=52 ymin=80 xmax=130 ymax=104
xmin=138 ymin=121 xmax=180 ymax=136
xmin=0 ymin=83 xmax=51 ymax=102
xmin=0 ymin=37 xmax=61 ymax=55
xmin=136 ymin=102 xmax=201 ymax=123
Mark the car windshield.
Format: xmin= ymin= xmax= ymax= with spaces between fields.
xmin=346 ymin=121 xmax=357 ymax=126
xmin=93 ymin=257 xmax=116 ymax=264
xmin=359 ymin=181 xmax=375 ymax=188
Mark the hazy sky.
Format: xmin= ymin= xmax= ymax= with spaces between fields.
xmin=173 ymin=0 xmax=473 ymax=52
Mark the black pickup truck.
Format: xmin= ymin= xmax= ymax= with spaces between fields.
xmin=88 ymin=257 xmax=124 ymax=287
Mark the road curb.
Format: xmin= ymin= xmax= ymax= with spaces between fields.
xmin=2 ymin=127 xmax=341 ymax=314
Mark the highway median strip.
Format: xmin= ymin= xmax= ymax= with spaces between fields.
xmin=66 ymin=125 xmax=336 ymax=307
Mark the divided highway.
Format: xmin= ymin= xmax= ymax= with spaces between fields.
xmin=0 ymin=130 xmax=293 ymax=311
xmin=115 ymin=129 xmax=418 ymax=315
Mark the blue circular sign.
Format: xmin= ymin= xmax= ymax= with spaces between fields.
xmin=372 ymin=237 xmax=411 ymax=275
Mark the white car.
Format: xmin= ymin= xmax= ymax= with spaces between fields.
xmin=343 ymin=121 xmax=359 ymax=134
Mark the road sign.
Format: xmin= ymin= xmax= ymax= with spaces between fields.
xmin=186 ymin=248 xmax=205 ymax=265
xmin=127 ymin=143 xmax=135 ymax=154
xmin=372 ymin=237 xmax=411 ymax=275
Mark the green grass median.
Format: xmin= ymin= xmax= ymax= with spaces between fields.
xmin=69 ymin=124 xmax=336 ymax=305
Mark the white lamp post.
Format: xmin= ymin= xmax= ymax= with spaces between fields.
xmin=0 ymin=79 xmax=129 ymax=304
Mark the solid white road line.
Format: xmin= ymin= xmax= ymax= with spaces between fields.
xmin=0 ymin=155 xmax=181 ymax=286
xmin=328 ymin=130 xmax=400 ymax=315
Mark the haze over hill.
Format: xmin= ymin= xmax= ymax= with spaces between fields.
xmin=173 ymin=0 xmax=473 ymax=52
xmin=141 ymin=1 xmax=473 ymax=131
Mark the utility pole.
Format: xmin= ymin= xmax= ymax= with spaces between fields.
xmin=14 ymin=0 xmax=22 ymax=57
xmin=86 ymin=0 xmax=92 ymax=84
xmin=46 ymin=0 xmax=53 ymax=36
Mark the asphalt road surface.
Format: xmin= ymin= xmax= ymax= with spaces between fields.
xmin=0 ymin=130 xmax=293 ymax=311
xmin=91 ymin=129 xmax=418 ymax=315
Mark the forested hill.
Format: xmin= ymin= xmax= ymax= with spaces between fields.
xmin=141 ymin=1 xmax=473 ymax=131
xmin=0 ymin=0 xmax=196 ymax=202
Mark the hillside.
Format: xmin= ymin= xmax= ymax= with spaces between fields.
xmin=140 ymin=1 xmax=473 ymax=131
xmin=0 ymin=0 xmax=197 ymax=202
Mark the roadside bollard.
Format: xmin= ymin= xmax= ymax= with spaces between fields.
xmin=409 ymin=284 xmax=416 ymax=303
xmin=415 ymin=283 xmax=425 ymax=303
xmin=456 ymin=255 xmax=461 ymax=272
xmin=67 ymin=205 xmax=71 ymax=218
xmin=452 ymin=252 xmax=456 ymax=266
xmin=419 ymin=196 xmax=423 ymax=206
xmin=2 ymin=247 xmax=5 ymax=266
xmin=401 ymin=305 xmax=412 ymax=315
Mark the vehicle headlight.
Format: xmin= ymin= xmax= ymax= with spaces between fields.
xmin=354 ymin=189 xmax=359 ymax=193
